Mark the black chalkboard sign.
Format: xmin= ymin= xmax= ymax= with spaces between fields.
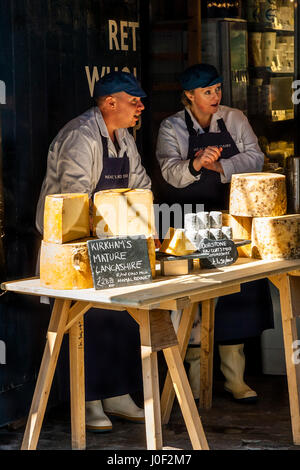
xmin=198 ymin=238 xmax=238 ymax=268
xmin=87 ymin=236 xmax=152 ymax=290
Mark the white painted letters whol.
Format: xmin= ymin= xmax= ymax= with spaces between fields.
xmin=0 ymin=340 xmax=6 ymax=364
xmin=0 ymin=80 xmax=6 ymax=105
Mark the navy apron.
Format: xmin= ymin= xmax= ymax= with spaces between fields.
xmin=57 ymin=131 xmax=143 ymax=401
xmin=176 ymin=110 xmax=273 ymax=342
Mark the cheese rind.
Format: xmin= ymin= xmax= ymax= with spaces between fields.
xmin=159 ymin=228 xmax=197 ymax=256
xmin=146 ymin=236 xmax=156 ymax=278
xmin=229 ymin=173 xmax=287 ymax=217
xmin=43 ymin=193 xmax=90 ymax=244
xmin=40 ymin=238 xmax=94 ymax=289
xmin=251 ymin=214 xmax=300 ymax=260
xmin=93 ymin=188 xmax=156 ymax=238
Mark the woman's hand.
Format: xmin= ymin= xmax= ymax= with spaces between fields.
xmin=192 ymin=146 xmax=224 ymax=174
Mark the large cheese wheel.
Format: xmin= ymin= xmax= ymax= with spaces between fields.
xmin=229 ymin=173 xmax=287 ymax=217
xmin=222 ymin=212 xmax=252 ymax=257
xmin=251 ymin=214 xmax=300 ymax=260
xmin=159 ymin=227 xmax=197 ymax=256
xmin=44 ymin=193 xmax=90 ymax=244
xmin=40 ymin=238 xmax=94 ymax=289
xmin=93 ymin=188 xmax=156 ymax=238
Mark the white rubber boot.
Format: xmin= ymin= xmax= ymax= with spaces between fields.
xmin=103 ymin=394 xmax=145 ymax=422
xmin=219 ymin=344 xmax=258 ymax=402
xmin=85 ymin=400 xmax=113 ymax=432
xmin=185 ymin=347 xmax=200 ymax=399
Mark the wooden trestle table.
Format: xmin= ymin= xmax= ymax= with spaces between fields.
xmin=2 ymin=257 xmax=300 ymax=450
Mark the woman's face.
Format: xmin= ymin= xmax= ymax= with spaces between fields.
xmin=186 ymin=83 xmax=222 ymax=116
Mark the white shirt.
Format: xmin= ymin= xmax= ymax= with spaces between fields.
xmin=36 ymin=107 xmax=151 ymax=234
xmin=156 ymin=105 xmax=264 ymax=188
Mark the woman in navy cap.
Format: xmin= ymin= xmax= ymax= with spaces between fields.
xmin=36 ymin=71 xmax=151 ymax=431
xmin=156 ymin=63 xmax=273 ymax=403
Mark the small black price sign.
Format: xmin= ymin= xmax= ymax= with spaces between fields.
xmin=198 ymin=238 xmax=238 ymax=268
xmin=87 ymin=236 xmax=152 ymax=290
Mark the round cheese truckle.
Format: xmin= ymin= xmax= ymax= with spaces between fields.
xmin=251 ymin=214 xmax=300 ymax=260
xmin=40 ymin=238 xmax=94 ymax=289
xmin=229 ymin=173 xmax=287 ymax=217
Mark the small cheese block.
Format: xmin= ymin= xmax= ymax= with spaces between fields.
xmin=251 ymin=214 xmax=300 ymax=260
xmin=159 ymin=227 xmax=197 ymax=256
xmin=222 ymin=212 xmax=252 ymax=257
xmin=229 ymin=173 xmax=287 ymax=217
xmin=161 ymin=259 xmax=193 ymax=276
xmin=43 ymin=193 xmax=90 ymax=244
xmin=40 ymin=238 xmax=94 ymax=289
xmin=93 ymin=188 xmax=156 ymax=238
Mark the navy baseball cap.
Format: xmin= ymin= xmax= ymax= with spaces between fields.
xmin=180 ymin=64 xmax=223 ymax=90
xmin=93 ymin=71 xmax=147 ymax=98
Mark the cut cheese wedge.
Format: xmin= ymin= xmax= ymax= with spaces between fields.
xmin=229 ymin=173 xmax=287 ymax=217
xmin=40 ymin=238 xmax=94 ymax=289
xmin=159 ymin=228 xmax=197 ymax=256
xmin=43 ymin=193 xmax=90 ymax=244
xmin=251 ymin=214 xmax=300 ymax=260
xmin=93 ymin=188 xmax=156 ymax=238
xmin=222 ymin=212 xmax=252 ymax=257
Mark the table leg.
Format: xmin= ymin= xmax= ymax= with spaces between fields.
xmin=199 ymin=299 xmax=215 ymax=410
xmin=21 ymin=299 xmax=71 ymax=450
xmin=141 ymin=346 xmax=163 ymax=450
xmin=270 ymin=273 xmax=300 ymax=445
xmin=69 ymin=315 xmax=86 ymax=450
xmin=163 ymin=345 xmax=209 ymax=450
xmin=161 ymin=303 xmax=198 ymax=424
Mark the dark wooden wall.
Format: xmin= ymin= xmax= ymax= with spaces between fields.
xmin=0 ymin=0 xmax=143 ymax=425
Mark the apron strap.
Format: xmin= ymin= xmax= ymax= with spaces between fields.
xmin=216 ymin=118 xmax=227 ymax=133
xmin=185 ymin=111 xmax=228 ymax=136
xmin=184 ymin=109 xmax=198 ymax=136
xmin=100 ymin=133 xmax=109 ymax=159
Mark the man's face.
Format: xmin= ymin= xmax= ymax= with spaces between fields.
xmin=113 ymin=92 xmax=145 ymax=128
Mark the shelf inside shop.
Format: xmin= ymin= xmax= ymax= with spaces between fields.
xmin=249 ymin=67 xmax=295 ymax=75
xmin=248 ymin=24 xmax=294 ymax=34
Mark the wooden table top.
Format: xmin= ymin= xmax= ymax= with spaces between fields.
xmin=2 ymin=258 xmax=300 ymax=310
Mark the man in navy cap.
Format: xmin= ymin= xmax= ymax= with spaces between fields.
xmin=36 ymin=71 xmax=151 ymax=431
xmin=156 ymin=63 xmax=273 ymax=404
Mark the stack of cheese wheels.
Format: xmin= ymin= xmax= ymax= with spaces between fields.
xmin=226 ymin=172 xmax=299 ymax=260
xmin=40 ymin=193 xmax=94 ymax=289
xmin=93 ymin=188 xmax=156 ymax=277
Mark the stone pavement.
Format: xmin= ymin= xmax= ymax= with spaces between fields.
xmin=0 ymin=375 xmax=299 ymax=452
